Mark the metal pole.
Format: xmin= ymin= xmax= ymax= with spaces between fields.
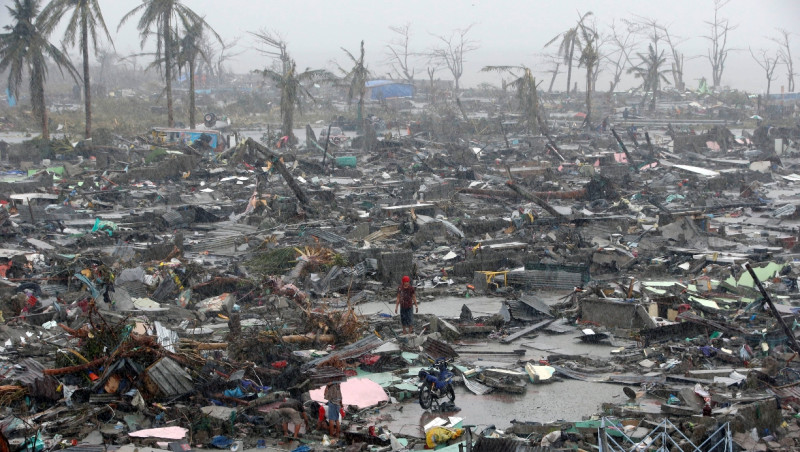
xmin=744 ymin=262 xmax=800 ymax=354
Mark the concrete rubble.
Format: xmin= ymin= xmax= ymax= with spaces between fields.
xmin=1 ymin=95 xmax=800 ymax=452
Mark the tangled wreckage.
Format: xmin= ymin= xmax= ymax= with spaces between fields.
xmin=1 ymin=111 xmax=800 ymax=452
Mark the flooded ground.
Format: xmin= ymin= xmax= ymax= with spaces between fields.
xmin=373 ymin=379 xmax=625 ymax=438
xmin=354 ymin=291 xmax=630 ymax=434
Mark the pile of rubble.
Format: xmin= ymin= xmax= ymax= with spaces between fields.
xmin=0 ymin=115 xmax=800 ymax=452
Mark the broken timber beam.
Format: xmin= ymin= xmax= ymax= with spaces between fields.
xmin=244 ymin=138 xmax=309 ymax=205
xmin=611 ymin=128 xmax=637 ymax=171
xmin=505 ymin=181 xmax=568 ymax=221
xmin=744 ymin=262 xmax=800 ymax=355
xmin=501 ymin=319 xmax=553 ymax=343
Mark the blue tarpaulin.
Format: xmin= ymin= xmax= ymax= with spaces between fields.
xmin=6 ymin=88 xmax=16 ymax=107
xmin=366 ymin=80 xmax=413 ymax=100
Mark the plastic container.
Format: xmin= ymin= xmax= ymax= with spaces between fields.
xmin=336 ymin=156 xmax=357 ymax=168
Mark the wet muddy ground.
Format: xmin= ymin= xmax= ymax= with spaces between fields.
xmin=355 ymin=291 xmax=640 ymax=435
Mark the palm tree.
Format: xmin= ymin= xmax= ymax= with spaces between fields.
xmin=118 ymin=0 xmax=218 ymax=127
xmin=254 ymin=60 xmax=333 ymax=145
xmin=177 ymin=21 xmax=207 ymax=128
xmin=250 ymin=31 xmax=334 ymax=145
xmin=577 ymin=21 xmax=598 ymax=128
xmin=0 ymin=0 xmax=79 ymax=138
xmin=627 ymin=44 xmax=671 ymax=112
xmin=40 ymin=0 xmax=113 ymax=139
xmin=338 ymin=41 xmax=370 ymax=135
xmin=482 ymin=65 xmax=542 ymax=135
xmin=544 ymin=11 xmax=592 ymax=95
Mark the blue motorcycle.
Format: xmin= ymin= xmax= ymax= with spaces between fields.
xmin=418 ymin=358 xmax=456 ymax=409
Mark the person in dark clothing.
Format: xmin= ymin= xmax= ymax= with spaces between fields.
xmin=394 ymin=275 xmax=418 ymax=334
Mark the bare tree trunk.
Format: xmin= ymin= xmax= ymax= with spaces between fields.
xmin=32 ymin=68 xmax=48 ymax=139
xmin=548 ymin=63 xmax=560 ymax=93
xmin=566 ymin=41 xmax=574 ymax=94
xmin=530 ymin=77 xmax=540 ymax=135
xmin=41 ymin=104 xmax=49 ymax=140
xmin=82 ymin=20 xmax=91 ymax=139
xmin=428 ymin=67 xmax=436 ymax=103
xmin=585 ymin=64 xmax=592 ymax=127
xmin=285 ymin=260 xmax=308 ymax=283
xmin=188 ymin=60 xmax=196 ymax=128
xmin=164 ymin=13 xmax=174 ymax=127
xmin=358 ymin=90 xmax=366 ymax=150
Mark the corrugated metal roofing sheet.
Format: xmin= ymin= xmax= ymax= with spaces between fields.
xmin=306 ymin=228 xmax=349 ymax=246
xmin=6 ymin=358 xmax=60 ymax=399
xmin=422 ymin=337 xmax=458 ymax=360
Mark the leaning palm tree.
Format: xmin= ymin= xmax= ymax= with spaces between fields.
xmin=0 ymin=0 xmax=80 ymax=139
xmin=627 ymin=44 xmax=671 ymax=112
xmin=482 ymin=65 xmax=543 ymax=135
xmin=39 ymin=0 xmax=113 ymax=139
xmin=118 ymin=0 xmax=219 ymax=127
xmin=544 ymin=11 xmax=592 ymax=95
xmin=338 ymin=41 xmax=370 ymax=135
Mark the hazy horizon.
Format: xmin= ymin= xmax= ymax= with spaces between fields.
xmin=2 ymin=0 xmax=799 ymax=94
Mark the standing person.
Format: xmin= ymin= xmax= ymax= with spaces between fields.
xmin=395 ymin=275 xmax=418 ymax=334
xmin=324 ymin=382 xmax=342 ymax=438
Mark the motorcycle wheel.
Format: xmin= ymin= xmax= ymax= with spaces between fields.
xmin=419 ymin=385 xmax=433 ymax=409
xmin=446 ymin=384 xmax=456 ymax=403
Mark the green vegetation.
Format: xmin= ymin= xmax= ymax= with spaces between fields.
xmin=244 ymin=247 xmax=297 ymax=277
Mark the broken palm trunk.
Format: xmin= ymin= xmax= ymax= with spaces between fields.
xmin=744 ymin=262 xmax=800 ymax=355
xmin=505 ymin=181 xmax=568 ymax=221
xmin=611 ymin=128 xmax=636 ymax=171
xmin=243 ymin=138 xmax=308 ymax=205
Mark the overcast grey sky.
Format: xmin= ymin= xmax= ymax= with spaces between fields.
xmin=3 ymin=0 xmax=800 ymax=93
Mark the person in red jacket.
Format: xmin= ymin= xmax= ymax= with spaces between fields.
xmin=394 ymin=275 xmax=418 ymax=334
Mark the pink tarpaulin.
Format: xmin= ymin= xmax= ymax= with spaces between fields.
xmin=129 ymin=426 xmax=188 ymax=439
xmin=309 ymin=378 xmax=389 ymax=409
xmin=613 ymin=153 xmax=628 ymax=163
